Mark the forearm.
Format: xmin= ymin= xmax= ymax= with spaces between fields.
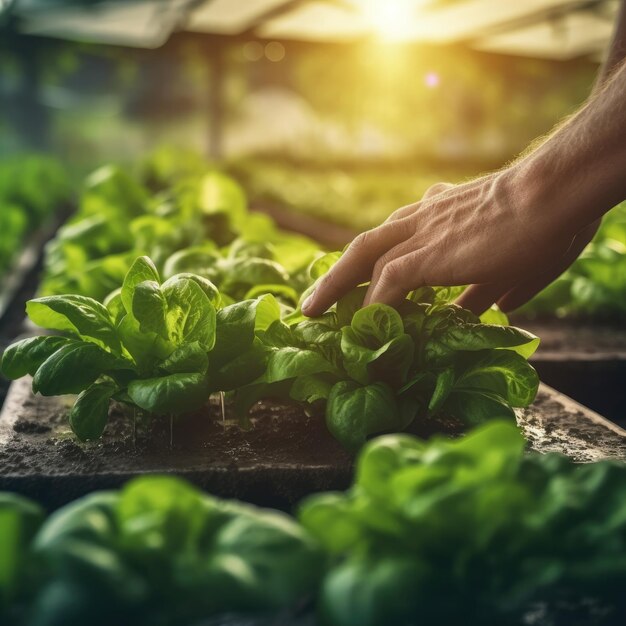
xmin=303 ymin=3 xmax=626 ymax=317
xmin=509 ymin=58 xmax=626 ymax=234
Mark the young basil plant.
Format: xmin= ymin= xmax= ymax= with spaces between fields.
xmin=234 ymin=253 xmax=540 ymax=451
xmin=1 ymin=257 xmax=225 ymax=440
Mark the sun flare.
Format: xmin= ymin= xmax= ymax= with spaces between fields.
xmin=358 ymin=0 xmax=424 ymax=41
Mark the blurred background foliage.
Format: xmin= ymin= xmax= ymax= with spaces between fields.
xmin=0 ymin=20 xmax=600 ymax=245
xmin=0 ymin=32 xmax=597 ymax=176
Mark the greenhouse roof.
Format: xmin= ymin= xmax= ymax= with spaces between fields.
xmin=2 ymin=0 xmax=620 ymax=59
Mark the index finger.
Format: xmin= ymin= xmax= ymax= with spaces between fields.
xmin=302 ymin=218 xmax=412 ymax=317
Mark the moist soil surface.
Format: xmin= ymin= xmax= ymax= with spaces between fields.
xmin=0 ymin=376 xmax=463 ymax=510
xmin=2 ymin=378 xmax=626 ymax=511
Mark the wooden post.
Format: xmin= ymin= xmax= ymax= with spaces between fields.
xmin=208 ymin=42 xmax=224 ymax=160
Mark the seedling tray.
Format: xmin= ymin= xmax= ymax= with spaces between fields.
xmin=1 ymin=377 xmax=625 ymax=511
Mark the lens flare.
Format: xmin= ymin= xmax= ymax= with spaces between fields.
xmin=424 ymin=71 xmax=440 ymax=88
xmin=358 ymin=0 xmax=425 ymax=41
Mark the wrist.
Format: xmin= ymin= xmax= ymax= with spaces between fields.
xmin=495 ymin=160 xmax=580 ymax=239
xmin=505 ymin=60 xmax=626 ymax=233
xmin=502 ymin=151 xmax=603 ymax=238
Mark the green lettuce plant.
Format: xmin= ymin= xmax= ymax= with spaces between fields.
xmin=0 ymin=155 xmax=70 ymax=275
xmin=1 ymin=254 xmax=286 ymax=441
xmin=2 ymin=424 xmax=626 ymax=625
xmin=41 ymin=160 xmax=320 ymax=303
xmin=300 ymin=421 xmax=626 ymax=626
xmin=2 ymin=152 xmax=540 ymax=448
xmin=0 ymin=476 xmax=323 ymax=626
xmin=1 ymin=249 xmax=539 ymax=448
xmin=233 ymin=257 xmax=539 ymax=451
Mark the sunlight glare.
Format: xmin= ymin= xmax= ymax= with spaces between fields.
xmin=359 ymin=0 xmax=425 ymax=41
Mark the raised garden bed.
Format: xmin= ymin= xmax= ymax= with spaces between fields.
xmin=0 ymin=213 xmax=68 ymax=335
xmin=0 ymin=375 xmax=454 ymax=510
xmin=1 ymin=166 xmax=625 ymax=626
xmin=518 ymin=318 xmax=626 ymax=426
xmin=0 ymin=212 xmax=69 ymax=408
xmin=2 ymin=376 xmax=625 ymax=511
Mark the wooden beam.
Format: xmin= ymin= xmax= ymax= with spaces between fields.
xmin=462 ymin=0 xmax=612 ymax=43
xmin=239 ymin=0 xmax=315 ymax=38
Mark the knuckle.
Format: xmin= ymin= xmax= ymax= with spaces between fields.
xmin=349 ymin=230 xmax=373 ymax=254
xmin=373 ymin=247 xmax=403 ymax=281
xmin=378 ymin=250 xmax=396 ymax=269
xmin=380 ymin=260 xmax=403 ymax=285
xmin=399 ymin=216 xmax=418 ymax=238
xmin=424 ymin=182 xmax=452 ymax=199
xmin=387 ymin=203 xmax=413 ymax=222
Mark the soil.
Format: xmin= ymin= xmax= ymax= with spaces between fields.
xmin=0 ymin=376 xmax=462 ymax=510
xmin=2 ymin=378 xmax=625 ymax=511
xmin=519 ymin=385 xmax=626 ymax=462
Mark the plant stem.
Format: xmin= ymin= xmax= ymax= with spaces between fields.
xmin=133 ymin=408 xmax=137 ymax=449
xmin=220 ymin=391 xmax=226 ymax=424
xmin=169 ymin=414 xmax=173 ymax=450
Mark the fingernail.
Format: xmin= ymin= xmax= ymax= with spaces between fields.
xmin=301 ymin=293 xmax=314 ymax=314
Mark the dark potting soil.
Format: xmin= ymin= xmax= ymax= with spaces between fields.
xmin=520 ymin=385 xmax=626 ymax=461
xmin=2 ymin=378 xmax=626 ymax=512
xmin=0 ymin=376 xmax=462 ymax=510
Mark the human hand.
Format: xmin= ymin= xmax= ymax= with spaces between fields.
xmin=456 ymin=218 xmax=599 ymax=313
xmin=301 ymin=168 xmax=598 ymax=317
